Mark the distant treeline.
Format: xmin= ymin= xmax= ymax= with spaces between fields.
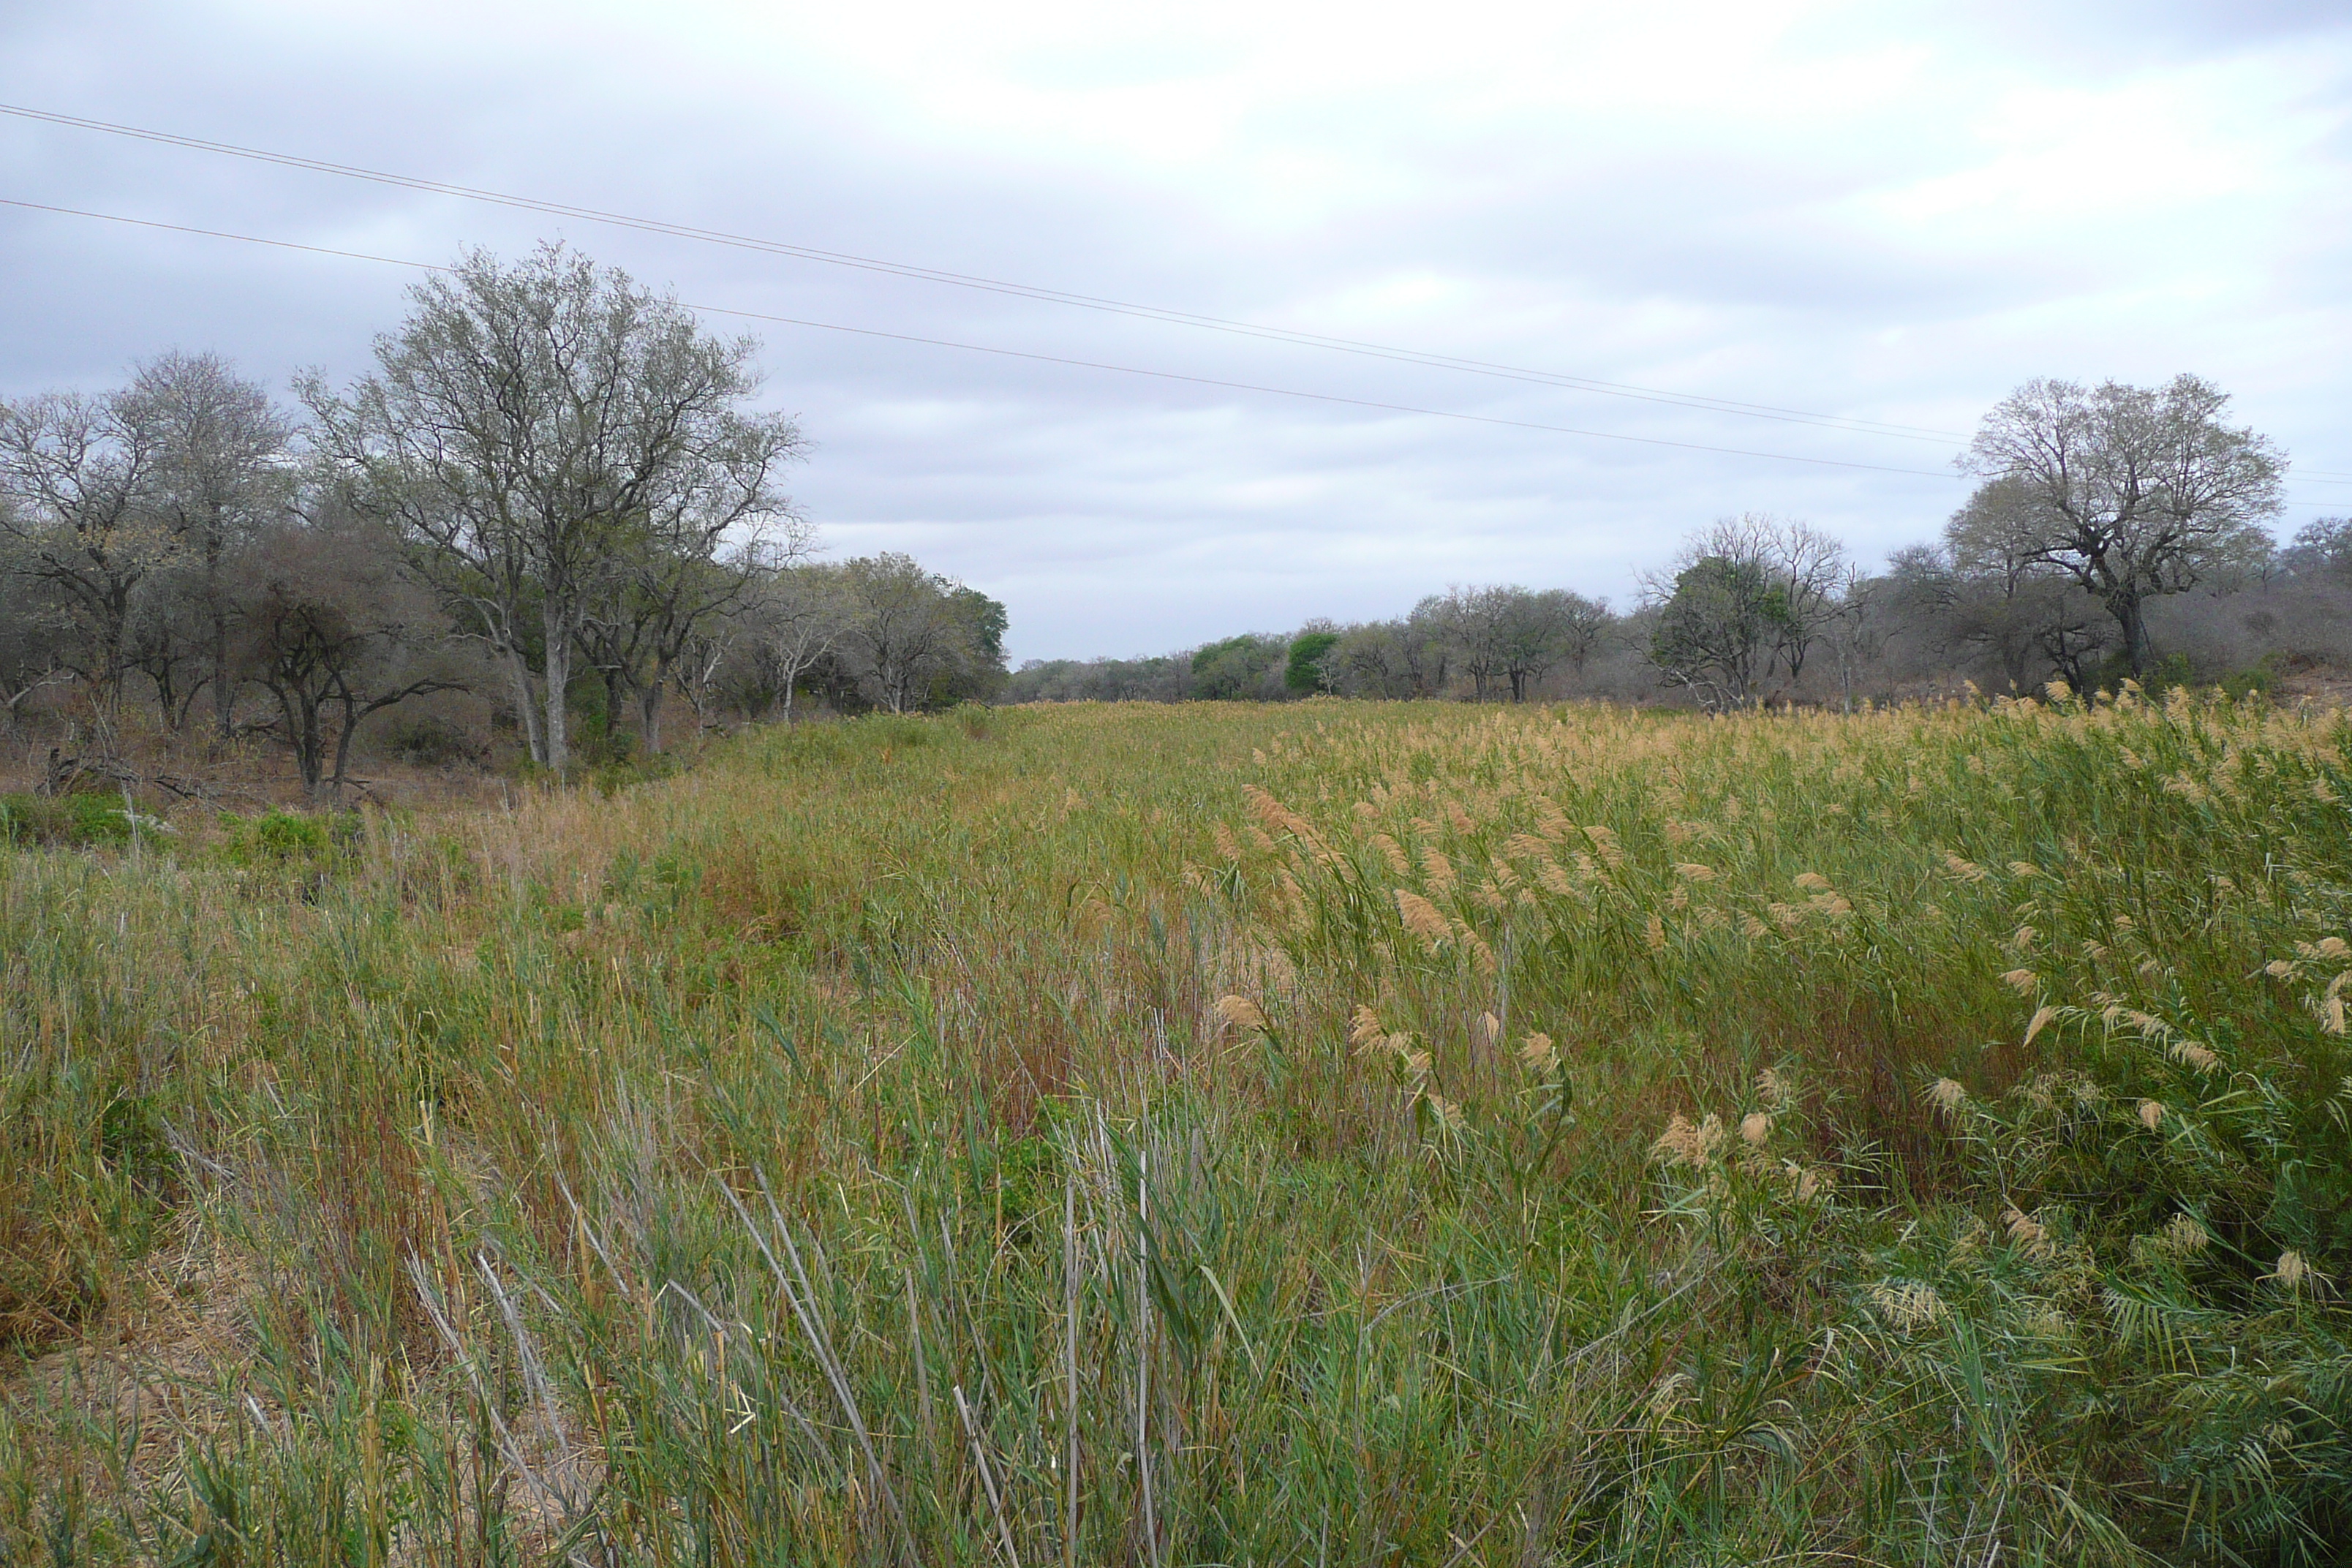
xmin=1014 ymin=376 xmax=2345 ymax=710
xmin=0 ymin=244 xmax=1006 ymax=796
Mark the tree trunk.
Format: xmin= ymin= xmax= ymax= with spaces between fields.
xmin=275 ymin=684 xmax=325 ymax=797
xmin=542 ymin=606 xmax=572 ymax=777
xmin=210 ymin=578 xmax=235 ymax=739
xmin=638 ymin=678 xmax=664 ymax=753
xmin=2113 ymin=594 xmax=2151 ymax=676
xmin=212 ymin=625 xmax=233 ymax=739
xmin=153 ymin=663 xmax=179 ymax=733
xmin=331 ymin=690 xmax=361 ymax=800
xmin=502 ymin=641 xmax=545 ymax=767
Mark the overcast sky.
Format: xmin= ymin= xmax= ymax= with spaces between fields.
xmin=4 ymin=1 xmax=2350 ymax=661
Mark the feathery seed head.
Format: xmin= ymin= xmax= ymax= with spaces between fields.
xmin=2160 ymin=1214 xmax=2209 ymax=1256
xmin=1395 ymin=889 xmax=1450 ymax=947
xmin=2269 ymin=1250 xmax=2321 ymax=1292
xmin=1929 ymin=1078 xmax=1968 ymax=1115
xmin=1869 ymin=1280 xmax=1948 ymax=1330
xmin=2168 ymin=1040 xmax=2221 ymax=1073
xmin=2003 ymin=1207 xmax=2056 ymax=1259
xmin=1652 ymin=1112 xmax=1726 ymax=1168
xmin=1215 ymin=995 xmax=1269 ymax=1034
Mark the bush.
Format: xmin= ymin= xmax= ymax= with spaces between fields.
xmin=218 ymin=807 xmax=359 ymax=868
xmin=587 ymin=750 xmax=685 ymax=799
xmin=380 ymin=713 xmax=484 ymax=767
xmin=570 ymin=711 xmax=637 ymax=767
xmin=2220 ymin=652 xmax=2283 ymax=701
xmin=0 ymin=791 xmax=137 ymax=848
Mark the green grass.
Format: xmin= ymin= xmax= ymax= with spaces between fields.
xmin=4 ymin=694 xmax=2351 ymax=1564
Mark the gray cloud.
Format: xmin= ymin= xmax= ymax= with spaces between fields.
xmin=4 ymin=1 xmax=2348 ymax=660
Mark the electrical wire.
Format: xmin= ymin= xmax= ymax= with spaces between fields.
xmin=0 ymin=196 xmax=1970 ymax=480
xmin=0 ymin=100 xmax=1967 ymax=445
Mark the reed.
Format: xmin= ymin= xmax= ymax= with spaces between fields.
xmin=5 ymin=693 xmax=2350 ymax=1563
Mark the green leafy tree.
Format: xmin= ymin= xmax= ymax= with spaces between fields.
xmin=1648 ymin=555 xmax=1790 ymax=711
xmin=1284 ymin=630 xmax=1341 ymax=693
xmin=1188 ymin=634 xmax=1284 ymax=700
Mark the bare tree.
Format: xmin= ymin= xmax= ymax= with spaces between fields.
xmin=1486 ymin=588 xmax=1566 ymax=701
xmin=234 ymin=510 xmax=464 ymax=797
xmin=2277 ymin=517 xmax=2352 ymax=587
xmin=1646 ymin=515 xmax=1846 ymax=688
xmin=583 ymin=472 xmax=811 ymax=753
xmin=0 ymin=586 xmax=67 ymax=732
xmin=1938 ymin=480 xmax=2115 ymax=691
xmin=1416 ymin=587 xmax=1514 ymax=699
xmin=1762 ymin=520 xmax=1848 ymax=683
xmin=837 ymin=553 xmax=979 ymax=714
xmin=1823 ymin=567 xmax=1887 ymax=712
xmin=1556 ymin=592 xmax=1615 ymax=679
xmin=118 ymin=353 xmax=296 ymax=739
xmin=1962 ymin=374 xmax=2284 ymax=674
xmin=302 ymin=243 xmax=803 ymax=774
xmin=121 ymin=570 xmax=209 ymax=733
xmin=0 ymin=389 xmax=170 ymax=720
xmin=737 ymin=560 xmax=851 ymax=723
xmin=1328 ymin=619 xmax=1443 ymax=698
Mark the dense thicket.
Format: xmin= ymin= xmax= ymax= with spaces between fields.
xmin=0 ymin=246 xmax=1006 ymax=793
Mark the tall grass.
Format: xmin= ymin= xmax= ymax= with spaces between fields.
xmin=4 ymin=693 xmax=2350 ymax=1564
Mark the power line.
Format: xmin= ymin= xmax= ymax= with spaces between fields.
xmin=0 ymin=196 xmax=1970 ymax=479
xmin=0 ymin=99 xmax=1968 ymax=445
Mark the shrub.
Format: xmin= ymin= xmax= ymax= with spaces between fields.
xmin=218 ymin=807 xmax=358 ymax=868
xmin=379 ymin=712 xmax=484 ymax=767
xmin=0 ymin=791 xmax=137 ymax=848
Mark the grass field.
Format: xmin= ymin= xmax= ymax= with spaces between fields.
xmin=5 ymin=694 xmax=2351 ymax=1566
